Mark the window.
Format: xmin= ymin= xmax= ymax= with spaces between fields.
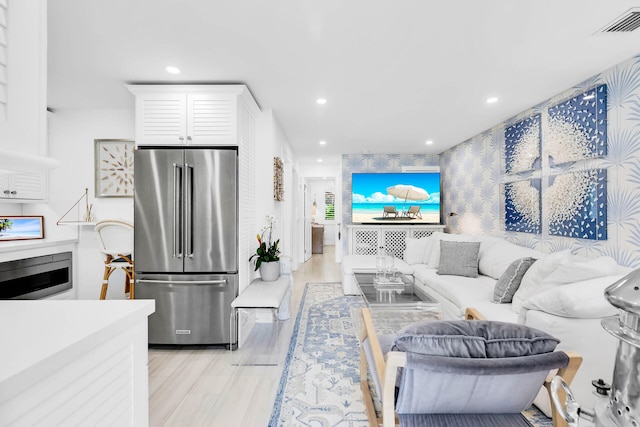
xmin=324 ymin=192 xmax=335 ymax=220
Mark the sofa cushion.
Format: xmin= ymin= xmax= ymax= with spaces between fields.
xmin=404 ymin=237 xmax=430 ymax=265
xmin=522 ymin=275 xmax=624 ymax=319
xmin=543 ymin=256 xmax=619 ymax=287
xmin=393 ymin=320 xmax=559 ymax=358
xmin=414 ymin=266 xmax=495 ymax=310
xmin=413 ymin=266 xmax=518 ymax=323
xmin=493 ymin=257 xmax=537 ymax=303
xmin=511 ymin=250 xmax=572 ymax=313
xmin=437 ymin=241 xmax=481 ymax=278
xmin=478 ymin=237 xmax=544 ymax=280
xmin=342 ymin=254 xmax=414 ymax=275
xmin=427 ymin=232 xmax=482 ymax=268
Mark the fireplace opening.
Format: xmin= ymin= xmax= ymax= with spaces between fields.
xmin=0 ymin=252 xmax=73 ymax=299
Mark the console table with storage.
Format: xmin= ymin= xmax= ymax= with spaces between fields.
xmin=346 ymin=224 xmax=445 ymax=259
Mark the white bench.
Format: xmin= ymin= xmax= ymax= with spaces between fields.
xmin=341 ymin=255 xmax=415 ymax=295
xmin=230 ymin=275 xmax=292 ymax=349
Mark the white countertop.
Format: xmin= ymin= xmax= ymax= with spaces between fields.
xmin=0 ymin=300 xmax=155 ymax=399
xmin=0 ymin=238 xmax=77 ymax=254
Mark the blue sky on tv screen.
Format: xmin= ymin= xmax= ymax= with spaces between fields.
xmin=352 ymin=172 xmax=440 ymax=204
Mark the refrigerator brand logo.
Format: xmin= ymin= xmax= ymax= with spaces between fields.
xmin=175 ymin=330 xmax=191 ymax=335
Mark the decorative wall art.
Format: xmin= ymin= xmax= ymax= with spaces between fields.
xmin=504 ymin=114 xmax=541 ymax=174
xmin=274 ymin=156 xmax=284 ymax=201
xmin=547 ymin=84 xmax=607 ymax=166
xmin=95 ymin=139 xmax=135 ymax=198
xmin=546 ymin=169 xmax=607 ymax=240
xmin=0 ymin=216 xmax=44 ymax=241
xmin=504 ymin=179 xmax=541 ymax=234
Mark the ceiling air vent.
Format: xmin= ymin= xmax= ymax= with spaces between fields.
xmin=600 ymin=8 xmax=640 ymax=32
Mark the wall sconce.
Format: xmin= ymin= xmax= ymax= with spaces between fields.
xmin=446 ymin=212 xmax=458 ymax=233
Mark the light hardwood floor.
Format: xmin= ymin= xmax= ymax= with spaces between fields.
xmin=148 ymin=246 xmax=343 ymax=427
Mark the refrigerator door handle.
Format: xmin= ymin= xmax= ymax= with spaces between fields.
xmin=173 ymin=163 xmax=183 ymax=258
xmin=185 ymin=163 xmax=194 ymax=258
xmin=137 ymin=279 xmax=228 ymax=285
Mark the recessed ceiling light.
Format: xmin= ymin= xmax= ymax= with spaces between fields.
xmin=319 ymin=140 xmax=326 ymax=145
xmin=486 ymin=97 xmax=498 ymax=104
xmin=316 ymin=98 xmax=327 ymax=105
xmin=317 ymin=158 xmax=323 ymax=162
xmin=583 ymin=94 xmax=595 ymax=100
xmin=166 ymin=66 xmax=181 ymax=74
xmin=425 ymin=140 xmax=434 ymax=145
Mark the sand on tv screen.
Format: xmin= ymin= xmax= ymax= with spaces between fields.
xmin=351 ymin=172 xmax=441 ymax=224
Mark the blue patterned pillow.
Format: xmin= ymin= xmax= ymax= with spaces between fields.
xmin=493 ymin=257 xmax=537 ymax=303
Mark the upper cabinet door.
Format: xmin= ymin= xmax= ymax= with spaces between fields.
xmin=135 ymin=93 xmax=188 ymax=145
xmin=0 ymin=172 xmax=46 ymax=201
xmin=128 ymin=85 xmax=259 ymax=147
xmin=186 ymin=94 xmax=237 ymax=145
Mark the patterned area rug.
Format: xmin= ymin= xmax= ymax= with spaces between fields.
xmin=269 ymin=282 xmax=552 ymax=427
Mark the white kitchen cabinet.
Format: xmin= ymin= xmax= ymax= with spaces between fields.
xmin=128 ymin=85 xmax=256 ymax=146
xmin=0 ymin=171 xmax=46 ymax=201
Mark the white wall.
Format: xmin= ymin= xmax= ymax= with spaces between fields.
xmin=254 ymin=109 xmax=298 ymax=272
xmin=48 ymin=108 xmax=135 ymax=299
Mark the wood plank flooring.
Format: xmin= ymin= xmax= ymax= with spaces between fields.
xmin=148 ymin=247 xmax=342 ymax=427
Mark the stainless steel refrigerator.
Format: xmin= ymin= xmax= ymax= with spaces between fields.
xmin=134 ymin=147 xmax=238 ymax=345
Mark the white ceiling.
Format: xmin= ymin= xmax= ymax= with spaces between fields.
xmin=47 ymin=1 xmax=640 ymax=165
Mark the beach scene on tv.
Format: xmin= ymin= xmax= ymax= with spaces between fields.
xmin=351 ymin=172 xmax=441 ymax=224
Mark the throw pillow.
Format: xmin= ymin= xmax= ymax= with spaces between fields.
xmin=403 ymin=237 xmax=430 ymax=265
xmin=493 ymin=257 xmax=537 ymax=303
xmin=437 ymin=241 xmax=481 ymax=278
xmin=421 ymin=234 xmax=437 ymax=264
xmin=478 ymin=237 xmax=543 ymax=280
xmin=542 ymin=256 xmax=618 ymax=287
xmin=511 ymin=250 xmax=572 ymax=313
xmin=393 ymin=320 xmax=559 ymax=358
xmin=427 ymin=233 xmax=482 ymax=268
xmin=522 ymin=275 xmax=624 ymax=318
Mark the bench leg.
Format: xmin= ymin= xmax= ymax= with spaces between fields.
xmin=229 ymin=308 xmax=238 ymax=351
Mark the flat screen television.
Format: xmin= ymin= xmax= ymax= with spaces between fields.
xmin=351 ymin=171 xmax=441 ymax=224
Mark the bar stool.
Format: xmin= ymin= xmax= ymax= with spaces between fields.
xmin=94 ymin=219 xmax=134 ymax=300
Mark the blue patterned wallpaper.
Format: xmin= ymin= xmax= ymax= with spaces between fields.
xmin=341 ymin=154 xmax=440 ymax=254
xmin=441 ymin=54 xmax=640 ymax=267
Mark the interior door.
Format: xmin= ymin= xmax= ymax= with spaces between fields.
xmin=184 ymin=148 xmax=238 ymax=273
xmin=134 ymin=148 xmax=185 ymax=273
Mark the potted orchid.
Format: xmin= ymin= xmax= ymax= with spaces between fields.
xmin=249 ymin=215 xmax=281 ymax=281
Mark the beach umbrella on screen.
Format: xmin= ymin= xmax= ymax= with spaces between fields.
xmin=387 ymin=184 xmax=430 ymax=211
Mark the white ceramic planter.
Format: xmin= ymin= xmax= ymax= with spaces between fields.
xmin=259 ymin=261 xmax=280 ymax=282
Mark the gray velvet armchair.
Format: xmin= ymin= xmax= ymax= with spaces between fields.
xmin=360 ymin=307 xmax=582 ymax=427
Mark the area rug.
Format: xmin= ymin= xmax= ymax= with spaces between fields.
xmin=269 ymin=282 xmax=552 ymax=427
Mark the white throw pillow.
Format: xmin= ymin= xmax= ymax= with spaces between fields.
xmin=478 ymin=238 xmax=543 ymax=280
xmin=421 ymin=234 xmax=437 ymax=265
xmin=522 ymin=275 xmax=624 ymax=318
xmin=543 ymin=256 xmax=618 ymax=287
xmin=403 ymin=237 xmax=430 ymax=265
xmin=511 ymin=250 xmax=572 ymax=313
xmin=427 ymin=233 xmax=482 ymax=268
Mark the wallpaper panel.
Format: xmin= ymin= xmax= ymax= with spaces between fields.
xmin=441 ymin=54 xmax=640 ymax=268
xmin=341 ymin=154 xmax=440 ymax=254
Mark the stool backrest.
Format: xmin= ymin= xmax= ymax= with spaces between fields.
xmin=94 ymin=220 xmax=134 ymax=257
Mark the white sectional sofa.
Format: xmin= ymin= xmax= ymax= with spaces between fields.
xmin=343 ymin=231 xmax=632 ymax=414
